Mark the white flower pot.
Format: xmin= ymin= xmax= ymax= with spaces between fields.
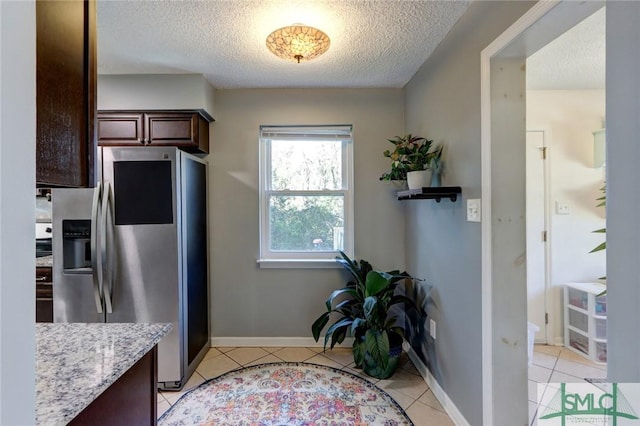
xmin=407 ymin=170 xmax=431 ymax=189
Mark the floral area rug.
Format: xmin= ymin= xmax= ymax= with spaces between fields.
xmin=159 ymin=362 xmax=413 ymax=426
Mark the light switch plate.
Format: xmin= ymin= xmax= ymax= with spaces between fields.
xmin=467 ymin=199 xmax=481 ymax=222
xmin=556 ymin=201 xmax=570 ymax=215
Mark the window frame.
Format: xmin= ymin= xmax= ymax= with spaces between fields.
xmin=258 ymin=125 xmax=354 ymax=267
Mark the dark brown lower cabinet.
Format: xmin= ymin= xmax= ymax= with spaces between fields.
xmin=36 ymin=267 xmax=53 ymax=323
xmin=69 ymin=347 xmax=158 ymax=425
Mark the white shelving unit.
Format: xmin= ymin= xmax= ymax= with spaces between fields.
xmin=564 ymin=282 xmax=607 ymax=364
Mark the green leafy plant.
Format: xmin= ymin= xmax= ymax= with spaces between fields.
xmin=311 ymin=251 xmax=424 ymax=378
xmin=590 ymin=182 xmax=607 ymax=288
xmin=379 ymin=134 xmax=442 ymax=181
xmin=590 ymin=182 xmax=606 ymax=254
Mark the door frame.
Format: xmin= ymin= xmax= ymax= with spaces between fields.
xmin=525 ymin=129 xmax=552 ymax=344
xmin=480 ymin=1 xmax=604 ymax=424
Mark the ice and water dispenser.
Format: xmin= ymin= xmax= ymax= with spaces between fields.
xmin=62 ymin=220 xmax=92 ymax=271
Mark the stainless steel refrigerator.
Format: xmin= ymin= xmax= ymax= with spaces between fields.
xmin=52 ymin=146 xmax=210 ymax=390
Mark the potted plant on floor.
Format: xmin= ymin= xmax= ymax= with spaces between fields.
xmin=311 ymin=251 xmax=424 ymax=379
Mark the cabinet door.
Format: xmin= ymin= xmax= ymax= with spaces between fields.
xmin=146 ymin=113 xmax=209 ymax=153
xmin=36 ymin=267 xmax=53 ymax=323
xmin=97 ymin=113 xmax=145 ymax=146
xmin=36 ymin=0 xmax=97 ymax=188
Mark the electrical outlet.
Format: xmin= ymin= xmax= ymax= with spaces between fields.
xmin=467 ymin=199 xmax=481 ymax=222
xmin=429 ymin=319 xmax=437 ymax=340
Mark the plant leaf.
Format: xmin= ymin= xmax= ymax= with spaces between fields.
xmin=336 ymin=251 xmax=365 ymax=286
xmin=590 ymin=242 xmax=607 ymax=253
xmin=353 ymin=338 xmax=365 ymax=367
xmin=311 ymin=312 xmax=331 ymax=342
xmin=331 ymin=325 xmax=348 ymax=348
xmin=365 ymin=329 xmax=390 ymax=370
xmin=363 ymin=296 xmax=378 ymax=322
xmin=351 ymin=318 xmax=366 ymax=335
xmin=593 ymin=228 xmax=606 ymax=234
xmin=365 ymin=271 xmax=390 ymax=297
xmin=323 ymin=317 xmax=353 ymax=350
xmin=326 ymin=288 xmax=358 ymax=311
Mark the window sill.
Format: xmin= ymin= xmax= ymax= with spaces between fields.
xmin=257 ymin=259 xmax=342 ymax=269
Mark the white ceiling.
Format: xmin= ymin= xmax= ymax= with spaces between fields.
xmin=97 ymin=0 xmax=470 ymax=89
xmin=527 ymin=7 xmax=605 ymax=90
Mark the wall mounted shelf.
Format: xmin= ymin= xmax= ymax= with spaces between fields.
xmin=397 ymin=186 xmax=462 ymax=202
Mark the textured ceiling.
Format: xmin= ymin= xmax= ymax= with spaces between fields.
xmin=97 ymin=0 xmax=469 ymax=89
xmin=527 ymin=8 xmax=605 ymax=90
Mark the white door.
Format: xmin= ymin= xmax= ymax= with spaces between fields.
xmin=526 ymin=130 xmax=548 ymax=342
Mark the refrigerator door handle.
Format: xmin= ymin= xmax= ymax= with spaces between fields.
xmin=101 ymin=181 xmax=114 ymax=314
xmin=90 ymin=182 xmax=104 ymax=314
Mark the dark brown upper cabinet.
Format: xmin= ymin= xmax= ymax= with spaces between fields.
xmin=36 ymin=0 xmax=97 ymax=188
xmin=97 ymin=111 xmax=212 ymax=154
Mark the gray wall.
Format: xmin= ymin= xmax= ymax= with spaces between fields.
xmin=606 ymin=1 xmax=640 ymax=381
xmin=0 ymin=1 xmax=36 ymax=423
xmin=210 ymin=89 xmax=405 ymax=339
xmin=403 ymin=2 xmax=534 ymax=424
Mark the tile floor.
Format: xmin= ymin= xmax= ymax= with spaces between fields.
xmin=158 ymin=346 xmax=454 ymax=426
xmin=528 ymin=344 xmax=607 ymax=425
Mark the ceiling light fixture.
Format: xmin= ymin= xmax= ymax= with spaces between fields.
xmin=266 ymin=24 xmax=330 ymax=63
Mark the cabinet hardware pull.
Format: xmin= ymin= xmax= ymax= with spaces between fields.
xmin=36 ymin=276 xmax=48 ymax=281
xmin=139 ymin=138 xmax=145 ymax=145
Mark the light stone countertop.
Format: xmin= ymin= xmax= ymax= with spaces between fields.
xmin=36 ymin=322 xmax=171 ymax=425
xmin=36 ymin=255 xmax=53 ymax=268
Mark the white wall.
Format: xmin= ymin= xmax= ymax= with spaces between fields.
xmin=210 ymin=89 xmax=405 ymax=339
xmin=98 ymin=74 xmax=216 ymax=117
xmin=0 ymin=1 xmax=36 ymax=423
xmin=527 ymin=90 xmax=606 ymax=344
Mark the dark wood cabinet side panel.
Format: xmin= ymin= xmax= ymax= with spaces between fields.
xmin=69 ymin=347 xmax=157 ymax=425
xmin=197 ymin=115 xmax=210 ymax=153
xmin=36 ymin=0 xmax=96 ymax=187
xmin=36 ymin=298 xmax=53 ymax=323
xmin=85 ymin=0 xmax=97 ymax=188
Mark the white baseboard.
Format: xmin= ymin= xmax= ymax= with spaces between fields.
xmin=403 ymin=342 xmax=470 ymax=426
xmin=210 ymin=336 xmax=354 ymax=348
xmin=534 ymin=337 xmax=564 ymax=346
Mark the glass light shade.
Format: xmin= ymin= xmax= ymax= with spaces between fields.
xmin=266 ymin=25 xmax=330 ymax=63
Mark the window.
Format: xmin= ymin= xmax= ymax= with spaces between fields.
xmin=259 ymin=125 xmax=354 ymax=267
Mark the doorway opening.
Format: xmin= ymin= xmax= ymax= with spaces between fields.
xmin=480 ymin=1 xmax=606 ymax=425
